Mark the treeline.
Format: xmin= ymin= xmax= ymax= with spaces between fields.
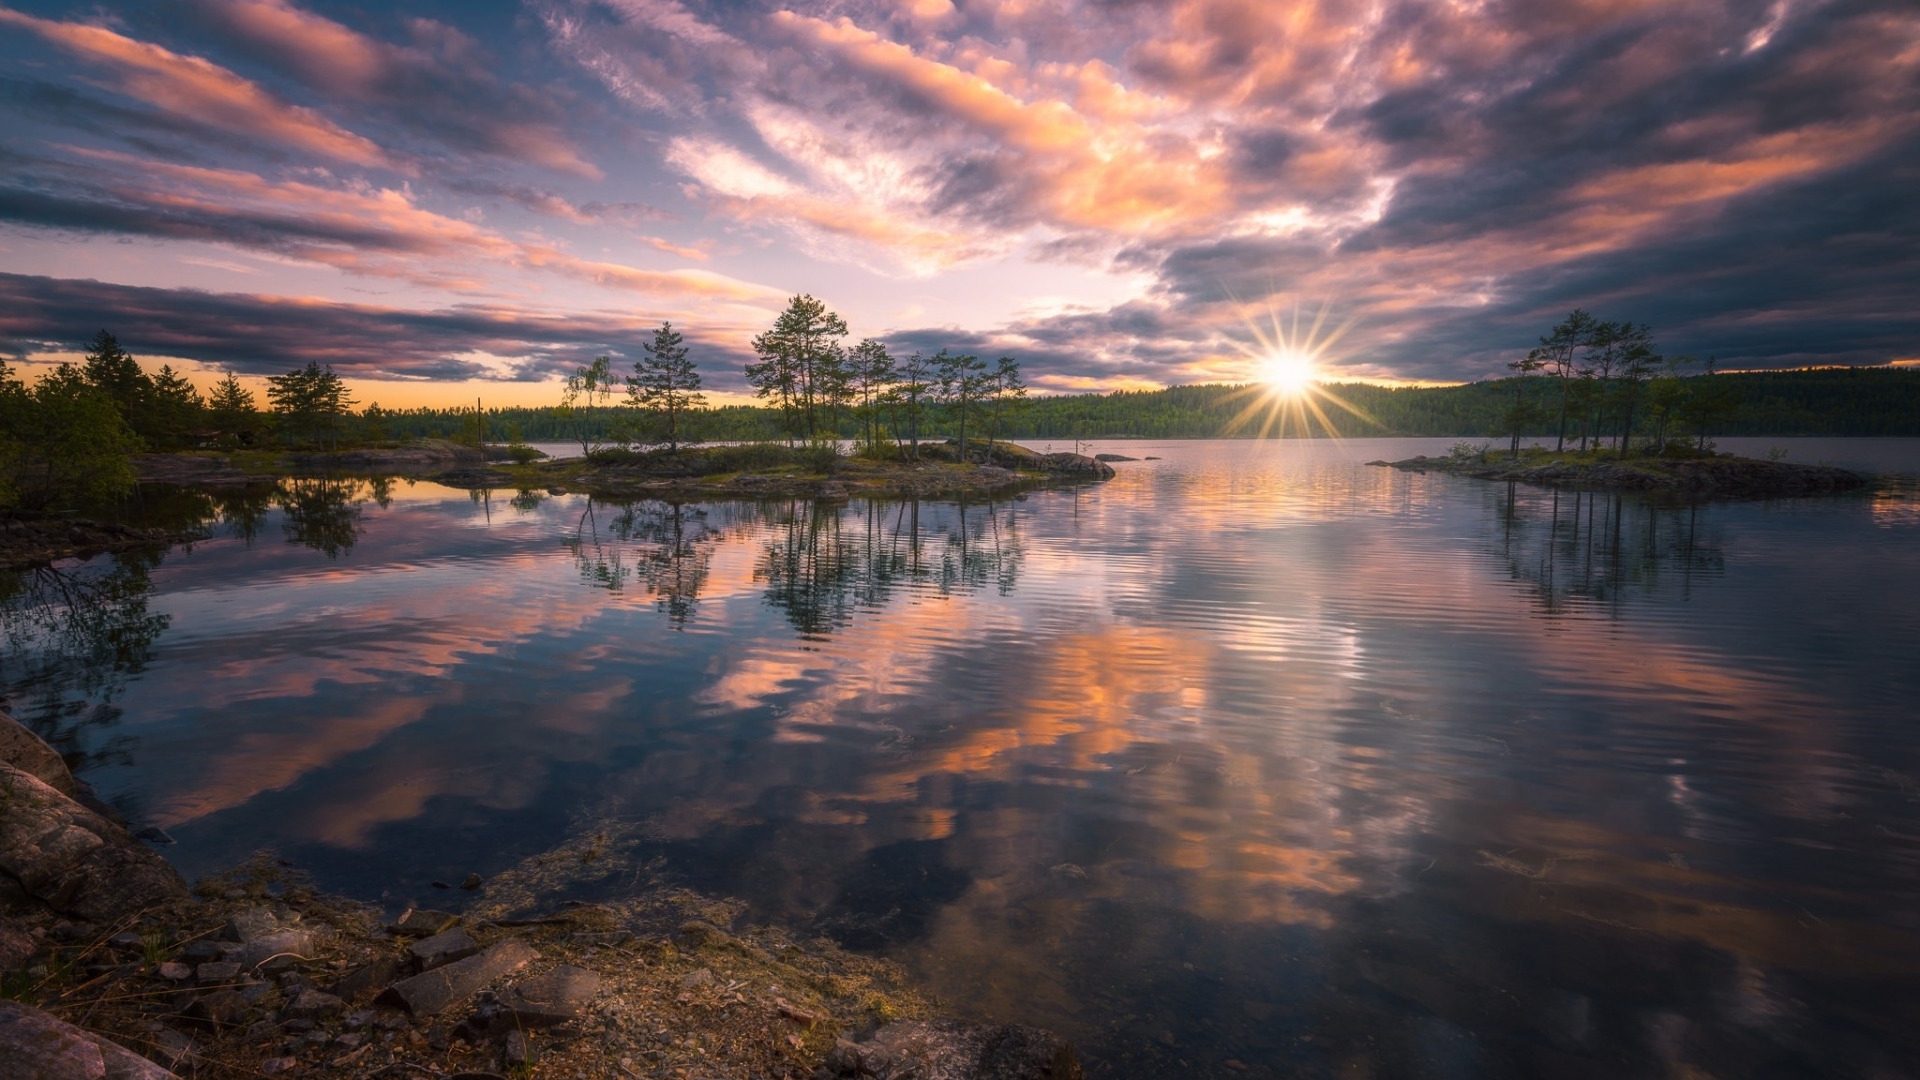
xmin=382 ymin=366 xmax=1920 ymax=445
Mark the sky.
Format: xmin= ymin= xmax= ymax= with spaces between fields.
xmin=0 ymin=0 xmax=1916 ymax=407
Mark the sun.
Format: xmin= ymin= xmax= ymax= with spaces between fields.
xmin=1259 ymin=348 xmax=1316 ymax=397
xmin=1216 ymin=297 xmax=1379 ymax=440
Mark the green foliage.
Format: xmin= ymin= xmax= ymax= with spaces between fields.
xmin=628 ymin=321 xmax=705 ymax=450
xmin=0 ymin=362 xmax=142 ymax=513
xmin=266 ymin=361 xmax=355 ymax=449
xmin=206 ymin=372 xmax=261 ymax=446
xmin=932 ymin=349 xmax=990 ymax=461
xmin=561 ymin=355 xmax=617 ymax=454
xmin=747 ymin=294 xmax=849 ymax=442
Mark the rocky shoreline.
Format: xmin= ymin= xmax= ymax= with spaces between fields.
xmin=0 ymin=517 xmax=203 ymax=571
xmin=1 ymin=710 xmax=1082 ymax=1080
xmin=1375 ymin=450 xmax=1870 ymax=496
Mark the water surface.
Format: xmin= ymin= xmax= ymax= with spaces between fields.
xmin=6 ymin=438 xmax=1919 ymax=1078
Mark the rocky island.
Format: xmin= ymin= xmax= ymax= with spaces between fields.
xmin=1375 ymin=446 xmax=1870 ymax=497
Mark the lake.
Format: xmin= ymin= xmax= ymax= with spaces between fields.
xmin=6 ymin=437 xmax=1920 ymax=1078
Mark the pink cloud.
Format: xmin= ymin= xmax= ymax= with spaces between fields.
xmin=0 ymin=6 xmax=390 ymax=168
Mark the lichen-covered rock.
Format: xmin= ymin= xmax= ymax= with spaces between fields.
xmin=0 ymin=764 xmax=188 ymax=921
xmin=0 ymin=1000 xmax=177 ymax=1080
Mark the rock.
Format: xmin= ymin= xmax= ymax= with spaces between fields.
xmin=496 ymin=965 xmax=600 ymax=1029
xmin=0 ymin=712 xmax=78 ymax=795
xmin=0 ymin=922 xmax=34 ymax=970
xmin=409 ymin=928 xmax=480 ymax=972
xmin=380 ymin=939 xmax=538 ymax=1017
xmin=503 ymin=1028 xmax=534 ymax=1069
xmin=157 ymin=961 xmax=193 ymax=981
xmin=0 ymin=764 xmax=188 ymax=922
xmin=183 ymin=988 xmax=249 ymax=1029
xmin=196 ymin=962 xmax=241 ymax=984
xmin=231 ymin=929 xmax=313 ymax=974
xmin=459 ymin=873 xmax=483 ymax=891
xmin=132 ymin=827 xmax=175 ymax=846
xmin=0 ymin=1000 xmax=177 ymax=1080
xmin=281 ymin=988 xmax=345 ymax=1023
xmin=430 ymin=880 xmax=451 ymax=890
xmin=259 ymin=1057 xmax=298 ymax=1075
xmin=180 ymin=941 xmax=222 ymax=963
xmin=228 ymin=907 xmax=280 ymax=943
xmin=680 ymin=967 xmax=713 ymax=989
xmin=331 ymin=955 xmax=402 ymax=1002
xmin=1093 ymin=453 xmax=1137 ymax=462
xmin=388 ymin=909 xmax=460 ymax=936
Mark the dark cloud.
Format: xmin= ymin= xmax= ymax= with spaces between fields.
xmin=0 ymin=273 xmax=763 ymax=385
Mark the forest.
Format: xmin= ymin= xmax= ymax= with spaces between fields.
xmin=372 ymin=366 xmax=1920 ymax=444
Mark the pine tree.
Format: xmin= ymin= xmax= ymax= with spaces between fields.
xmin=628 ymin=322 xmax=705 ymax=452
xmin=81 ymin=329 xmax=154 ymax=446
xmin=933 ymin=350 xmax=990 ymax=461
xmin=747 ymin=295 xmax=848 ymax=442
xmin=148 ymin=364 xmax=204 ymax=449
xmin=984 ymin=355 xmax=1025 ymax=465
xmin=849 ymin=339 xmax=896 ymax=456
xmin=206 ymin=372 xmax=260 ymax=446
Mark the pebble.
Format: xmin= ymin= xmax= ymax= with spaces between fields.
xmin=260 ymin=1056 xmax=298 ymax=1075
xmin=157 ymin=961 xmax=193 ymax=981
xmin=680 ymin=968 xmax=713 ymax=989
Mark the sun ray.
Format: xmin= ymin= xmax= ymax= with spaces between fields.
xmin=1216 ymin=296 xmax=1375 ymax=441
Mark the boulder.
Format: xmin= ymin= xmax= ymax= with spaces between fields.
xmin=0 ymin=1001 xmax=177 ymax=1080
xmin=0 ymin=710 xmax=77 ymax=796
xmin=0 ymin=764 xmax=188 ymax=922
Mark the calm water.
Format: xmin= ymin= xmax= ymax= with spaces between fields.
xmin=6 ymin=438 xmax=1920 ymax=1078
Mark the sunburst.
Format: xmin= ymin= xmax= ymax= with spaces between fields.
xmin=1219 ymin=298 xmax=1377 ymax=440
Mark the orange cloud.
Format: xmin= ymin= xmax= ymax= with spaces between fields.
xmin=0 ymin=6 xmax=389 ymax=168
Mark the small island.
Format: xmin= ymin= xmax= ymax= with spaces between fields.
xmin=1375 ymin=445 xmax=1868 ymax=497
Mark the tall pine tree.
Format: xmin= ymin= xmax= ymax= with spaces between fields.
xmin=628 ymin=322 xmax=705 ymax=451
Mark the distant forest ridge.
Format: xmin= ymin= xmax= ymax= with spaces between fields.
xmin=384 ymin=366 xmax=1920 ymax=443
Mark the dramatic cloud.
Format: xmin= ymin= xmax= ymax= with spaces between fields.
xmin=0 ymin=272 xmax=761 ymax=384
xmin=0 ymin=0 xmax=1914 ymax=395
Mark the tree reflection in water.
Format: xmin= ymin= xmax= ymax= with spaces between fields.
xmin=759 ymin=498 xmax=1024 ymax=638
xmin=1488 ymin=481 xmax=1726 ymax=615
xmin=0 ymin=552 xmax=168 ymax=788
xmin=561 ymin=496 xmax=1026 ymax=636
